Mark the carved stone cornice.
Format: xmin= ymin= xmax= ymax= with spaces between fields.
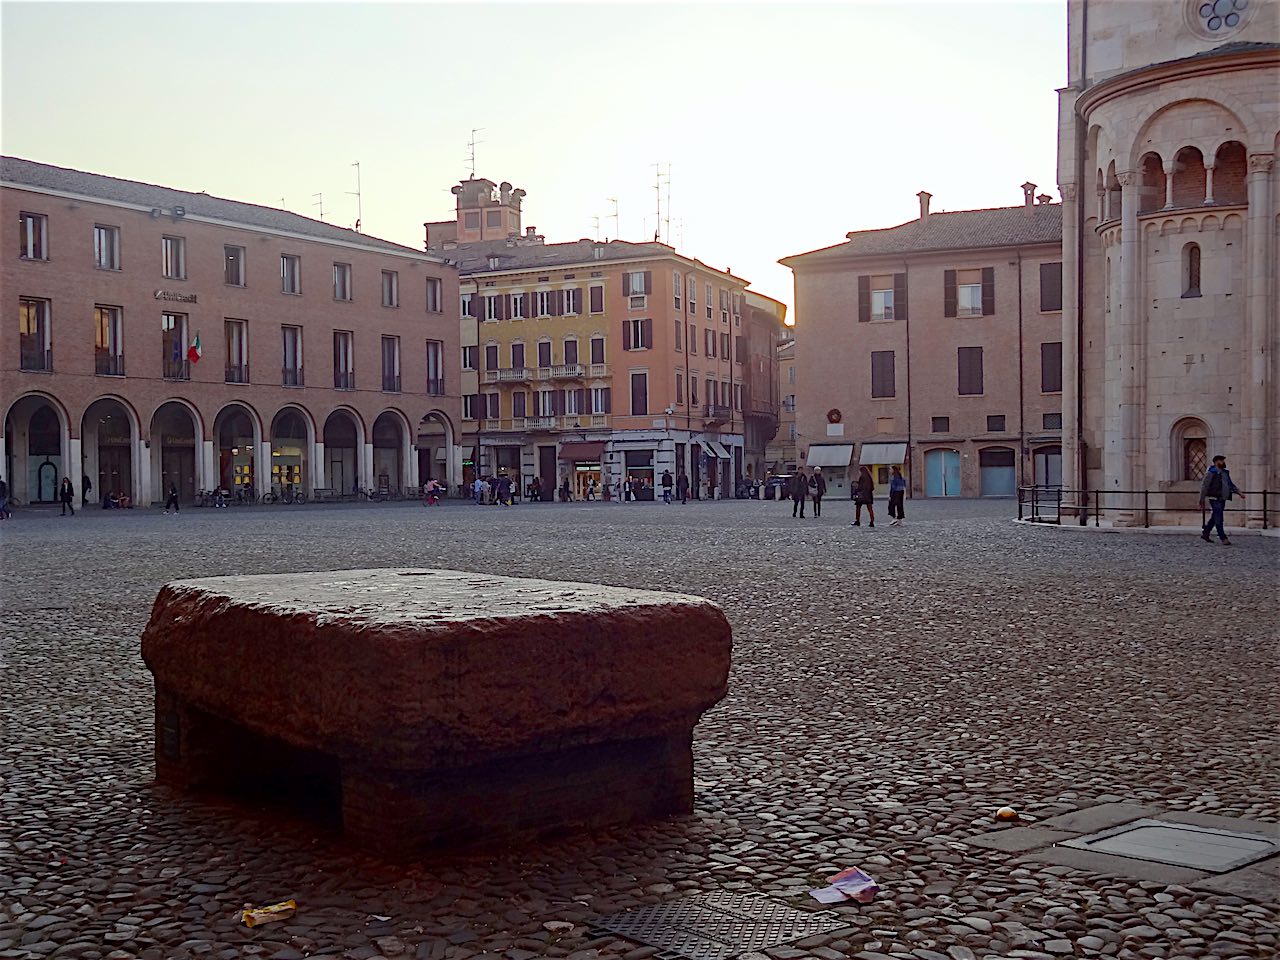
xmin=1248 ymin=154 xmax=1275 ymax=174
xmin=1060 ymin=184 xmax=1078 ymax=202
xmin=1117 ymin=171 xmax=1138 ymax=187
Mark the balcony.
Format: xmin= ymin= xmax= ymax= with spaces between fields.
xmin=382 ymin=373 xmax=401 ymax=393
xmin=95 ymin=353 xmax=125 ymax=377
xmin=590 ymin=415 xmax=609 ymax=428
xmin=334 ymin=370 xmax=355 ymax=390
xmin=703 ymin=404 xmax=731 ymax=422
xmin=225 ymin=363 xmax=249 ymax=384
xmin=524 ymin=416 xmax=556 ymax=430
xmin=20 ymin=348 xmax=52 ymax=373
xmin=588 ymin=363 xmax=609 ymax=378
xmin=164 ymin=358 xmax=190 ymax=381
xmin=283 ymin=366 xmax=304 ymax=387
xmin=539 ymin=363 xmax=586 ymax=381
xmin=483 ymin=367 xmax=532 ymax=384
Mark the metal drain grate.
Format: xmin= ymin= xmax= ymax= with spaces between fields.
xmin=593 ymin=890 xmax=845 ymax=960
xmin=1060 ymin=819 xmax=1280 ymax=873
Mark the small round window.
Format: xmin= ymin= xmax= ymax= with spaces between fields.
xmin=1188 ymin=0 xmax=1252 ymax=37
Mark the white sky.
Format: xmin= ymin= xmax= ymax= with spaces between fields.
xmin=1 ymin=0 xmax=1066 ymax=318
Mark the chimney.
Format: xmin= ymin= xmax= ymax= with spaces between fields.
xmin=525 ymin=226 xmax=536 ymax=237
xmin=1037 ymin=193 xmax=1053 ymax=205
xmin=917 ymin=190 xmax=932 ymax=221
xmin=1021 ymin=181 xmax=1037 ymax=213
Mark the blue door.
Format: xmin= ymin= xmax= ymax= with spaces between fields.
xmin=979 ymin=447 xmax=1017 ymax=497
xmin=925 ymin=449 xmax=960 ymax=497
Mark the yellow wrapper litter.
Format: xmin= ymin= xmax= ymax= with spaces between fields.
xmin=241 ymin=899 xmax=297 ymax=927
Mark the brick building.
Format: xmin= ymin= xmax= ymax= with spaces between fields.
xmin=1056 ymin=0 xmax=1278 ymax=523
xmin=782 ymin=187 xmax=1064 ymax=498
xmin=427 ymin=178 xmax=774 ymax=500
xmin=3 ymin=157 xmax=460 ymax=506
xmin=764 ymin=333 xmax=799 ymax=475
xmin=741 ymin=290 xmax=787 ymax=482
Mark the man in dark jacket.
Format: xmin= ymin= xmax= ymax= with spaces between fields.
xmin=809 ymin=467 xmax=828 ymax=517
xmin=1199 ymin=455 xmax=1244 ymax=545
xmin=790 ymin=470 xmax=809 ymax=518
xmin=676 ymin=471 xmax=689 ymax=504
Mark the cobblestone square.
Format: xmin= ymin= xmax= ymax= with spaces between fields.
xmin=2 ymin=499 xmax=1277 ymax=960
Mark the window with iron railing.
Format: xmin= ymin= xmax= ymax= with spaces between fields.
xmin=94 ymin=305 xmax=125 ymax=376
xmin=162 ymin=312 xmax=189 ymax=380
xmin=282 ymin=325 xmax=303 ymax=386
xmin=20 ymin=298 xmax=52 ymax=371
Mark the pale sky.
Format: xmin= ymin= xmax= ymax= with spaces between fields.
xmin=1 ymin=0 xmax=1066 ymax=317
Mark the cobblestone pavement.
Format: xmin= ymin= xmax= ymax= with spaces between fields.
xmin=2 ymin=498 xmax=1277 ymax=960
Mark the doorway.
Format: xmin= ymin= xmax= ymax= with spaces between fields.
xmin=925 ymin=448 xmax=961 ymax=497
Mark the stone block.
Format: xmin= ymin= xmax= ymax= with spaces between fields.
xmin=141 ymin=568 xmax=732 ymax=853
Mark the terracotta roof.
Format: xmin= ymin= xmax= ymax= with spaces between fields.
xmin=1 ymin=156 xmax=437 ymax=258
xmin=782 ymin=203 xmax=1062 ymax=267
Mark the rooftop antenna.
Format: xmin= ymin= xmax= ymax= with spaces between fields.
xmin=347 ymin=162 xmax=362 ymax=232
xmin=466 ymin=128 xmax=485 ymax=178
xmin=652 ymin=162 xmax=671 ymax=243
xmin=280 ymin=197 xmax=286 ymax=209
xmin=591 ymin=215 xmax=601 ymax=241
xmin=607 ymin=197 xmax=619 ymax=240
xmin=312 ymin=192 xmax=325 ymax=221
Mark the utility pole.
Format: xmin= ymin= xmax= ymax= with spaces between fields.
xmin=348 ymin=162 xmax=362 ymax=232
xmin=312 ymin=193 xmax=325 ymax=221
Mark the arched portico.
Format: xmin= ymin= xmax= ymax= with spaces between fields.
xmin=270 ymin=406 xmax=315 ymax=497
xmin=82 ymin=396 xmax=144 ymax=506
xmin=150 ymin=400 xmax=204 ymax=504
xmin=417 ymin=410 xmax=458 ymax=492
xmin=322 ymin=407 xmax=366 ymax=496
xmin=214 ymin=402 xmax=264 ymax=500
xmin=2 ymin=392 xmax=73 ymax=504
xmin=373 ymin=409 xmax=413 ymax=494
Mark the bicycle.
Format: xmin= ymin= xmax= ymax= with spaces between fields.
xmin=260 ymin=490 xmax=278 ymax=505
xmin=281 ymin=487 xmax=307 ymax=505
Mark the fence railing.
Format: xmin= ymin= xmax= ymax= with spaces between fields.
xmin=1018 ymin=486 xmax=1275 ymax=529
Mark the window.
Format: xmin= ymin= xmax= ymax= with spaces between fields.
xmin=859 ymin=273 xmax=907 ymax=323
xmin=1041 ymin=341 xmax=1063 ymax=393
xmin=1043 ymin=412 xmax=1063 ymax=430
xmin=19 ymin=298 xmax=52 ymax=371
xmin=94 ymin=305 xmax=124 ymax=376
xmin=676 ymin=371 xmax=685 ymax=404
xmin=958 ymin=282 xmax=982 ymax=317
xmin=460 ymin=292 xmax=474 ymax=317
xmin=1184 ymin=437 xmax=1208 ymax=481
xmin=705 ymin=378 xmax=715 ymax=407
xmin=464 ymin=211 xmax=481 ymax=229
xmin=590 ymin=336 xmax=605 ymax=365
xmin=162 ymin=236 xmax=186 ymax=279
xmin=690 ymin=378 xmax=698 ymax=407
xmin=564 ymin=338 xmax=578 ymax=366
xmin=783 ymin=394 xmax=796 ymax=412
xmin=687 ymin=274 xmax=697 ymax=312
xmin=788 ymin=364 xmax=795 ymax=384
xmin=333 ymin=262 xmax=352 ymax=301
xmin=720 ymin=332 xmax=730 ymax=360
xmin=94 ymin=224 xmax=120 ymax=270
xmin=225 ymin=319 xmax=248 ymax=383
xmin=19 ymin=212 xmax=47 ymax=260
xmin=1039 ymin=261 xmax=1063 ymax=311
xmin=509 ymin=292 xmax=526 ymax=320
xmin=945 ymin=268 xmax=994 ymax=317
xmin=674 ymin=319 xmax=683 ymax=352
xmin=536 ymin=389 xmax=556 ymax=417
xmin=484 ymin=343 xmax=499 ymax=370
xmin=381 ymin=335 xmax=401 ymax=392
xmin=630 ymin=372 xmax=649 ymax=416
xmin=485 ymin=210 xmax=502 ymax=228
xmin=624 ymin=271 xmax=650 ymax=296
xmin=511 ymin=342 xmax=526 ymax=369
xmin=987 ymin=415 xmax=1006 ymax=432
xmin=589 ymin=285 xmax=604 ymax=313
xmin=688 ymin=324 xmax=698 ymax=355
xmin=733 ymin=383 xmax=743 ymax=411
xmin=1183 ymin=243 xmax=1202 ymax=298
xmin=788 ymin=423 xmax=797 ymax=441
xmin=282 ymin=325 xmax=303 ymax=386
xmin=536 ymin=290 xmax=554 ymax=317
xmin=382 ymin=270 xmax=399 ymax=307
xmin=563 ymin=288 xmax=582 ymax=315
xmin=225 ymin=245 xmax=246 ymax=286
xmin=162 ymin=312 xmax=189 ymax=379
xmin=463 ymin=394 xmax=479 ymax=420
xmin=674 ymin=271 xmax=682 ymax=309
xmin=931 ymin=416 xmax=950 ymax=433
xmin=591 ymin=386 xmax=612 ymax=415
xmin=461 ymin=344 xmax=478 ymax=370
xmin=705 ymin=282 xmax=713 ymax=319
xmin=426 ymin=277 xmax=443 ymax=312
xmin=623 ymin=318 xmax=653 ymax=350
xmin=870 ymin=350 xmax=895 ymax=398
xmin=958 ymin=347 xmax=984 ymax=395
xmin=538 ymin=340 xmax=552 ymax=368
xmin=426 ymin=339 xmax=444 ymax=395
xmin=334 ymin=331 xmax=355 ymax=388
xmin=484 ymin=294 xmax=500 ymax=322
xmin=705 ymin=328 xmax=715 ymax=356
xmin=872 ymin=288 xmax=894 ymax=321
xmin=485 ymin=392 xmax=500 ymax=419
xmin=281 ymin=254 xmax=301 ymax=294
xmin=512 ymin=391 xmax=527 ymax=418
xmin=564 ymin=388 xmax=582 ymax=416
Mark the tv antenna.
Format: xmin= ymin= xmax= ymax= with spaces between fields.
xmin=466 ymin=128 xmax=485 ymax=178
xmin=652 ymin=162 xmax=671 ymax=243
xmin=607 ymin=197 xmax=619 ymax=240
xmin=348 ymin=162 xmax=363 ymax=232
xmin=591 ymin=215 xmax=601 ymax=241
xmin=312 ymin=192 xmax=325 ymax=221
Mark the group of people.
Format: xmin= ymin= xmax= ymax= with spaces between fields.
xmin=472 ymin=474 xmax=515 ymax=506
xmin=787 ymin=465 xmax=907 ymax=527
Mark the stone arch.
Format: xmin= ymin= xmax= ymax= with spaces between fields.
xmin=1172 ymin=146 xmax=1208 ymax=208
xmin=1171 ymin=417 xmax=1211 ymax=482
xmin=1104 ymin=161 xmax=1121 ymax=221
xmin=82 ymin=394 xmax=144 ymax=506
xmin=417 ymin=409 xmax=458 ymax=491
xmin=372 ymin=407 xmax=413 ymax=494
xmin=150 ymin=399 xmax=205 ymax=504
xmin=1126 ymin=90 xmax=1262 ymax=170
xmin=1139 ymin=152 xmax=1166 ymax=213
xmin=2 ymin=391 xmax=73 ymax=504
xmin=1212 ymin=140 xmax=1248 ymax=204
xmin=270 ymin=404 xmax=317 ymax=496
xmin=213 ymin=401 xmax=264 ymax=499
xmin=322 ymin=405 xmax=367 ymax=496
xmin=977 ymin=445 xmax=1017 ymax=497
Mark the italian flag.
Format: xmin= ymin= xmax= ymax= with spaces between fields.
xmin=187 ymin=332 xmax=202 ymax=364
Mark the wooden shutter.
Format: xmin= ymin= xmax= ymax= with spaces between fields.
xmin=622 ymin=273 xmax=630 ymax=296
xmin=495 ymin=293 xmax=505 ymax=320
xmin=523 ymin=292 xmax=532 ymax=318
xmin=1041 ymin=341 xmax=1063 ymax=393
xmin=857 ymin=276 xmax=870 ymax=322
xmin=871 ymin=350 xmax=895 ymax=398
xmin=622 ymin=320 xmax=633 ymax=351
xmin=894 ymin=273 xmax=908 ymax=322
xmin=1039 ymin=262 xmax=1063 ymax=312
xmin=944 ymin=270 xmax=957 ymax=317
xmin=565 ymin=339 xmax=578 ymax=365
xmin=981 ymin=267 xmax=995 ymax=315
xmin=602 ymin=386 xmax=612 ymax=413
xmin=958 ymin=347 xmax=983 ymax=395
xmin=643 ymin=271 xmax=652 ymax=295
xmin=641 ymin=318 xmax=652 ymax=348
xmin=576 ymin=388 xmax=586 ymax=413
xmin=589 ymin=286 xmax=603 ymax=313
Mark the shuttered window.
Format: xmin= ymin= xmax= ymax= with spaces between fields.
xmin=1040 ymin=341 xmax=1063 ymax=393
xmin=630 ymin=372 xmax=648 ymax=415
xmin=871 ymin=350 xmax=895 ymax=398
xmin=958 ymin=347 xmax=984 ymax=395
xmin=1039 ymin=262 xmax=1063 ymax=312
xmin=589 ymin=285 xmax=604 ymax=313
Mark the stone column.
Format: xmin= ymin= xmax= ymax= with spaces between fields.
xmin=1163 ymin=162 xmax=1175 ymax=209
xmin=361 ymin=442 xmax=375 ymax=492
xmin=1060 ymin=183 xmax=1082 ymax=495
xmin=201 ymin=440 xmax=216 ymax=495
xmin=257 ymin=440 xmax=272 ymax=498
xmin=1243 ymin=154 xmax=1274 ymax=526
xmin=1113 ymin=172 xmax=1143 ymax=521
xmin=312 ymin=440 xmax=326 ymax=494
xmin=137 ymin=435 xmax=153 ymax=506
xmin=1203 ymin=163 xmax=1215 ymax=205
xmin=68 ymin=437 xmax=83 ymax=504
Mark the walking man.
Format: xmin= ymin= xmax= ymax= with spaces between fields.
xmin=810 ymin=466 xmax=827 ymax=517
xmin=164 ymin=481 xmax=180 ymax=514
xmin=1200 ymin=454 xmax=1244 ymax=545
xmin=851 ymin=465 xmax=875 ymax=527
xmin=888 ymin=465 xmax=907 ymax=525
xmin=82 ymin=473 xmax=93 ymax=508
xmin=661 ymin=469 xmax=674 ymax=504
xmin=790 ymin=469 xmax=809 ymax=518
xmin=676 ymin=471 xmax=689 ymax=504
xmin=59 ymin=476 xmax=76 ymax=516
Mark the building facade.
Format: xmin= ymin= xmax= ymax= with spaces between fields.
xmin=742 ymin=290 xmax=786 ymax=481
xmin=428 ymin=178 xmax=765 ymax=500
xmin=3 ymin=157 xmax=461 ymax=506
xmin=765 ymin=334 xmax=799 ymax=475
xmin=783 ymin=187 xmax=1064 ymax=498
xmin=1056 ymin=0 xmax=1279 ymax=522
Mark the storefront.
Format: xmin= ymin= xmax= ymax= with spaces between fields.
xmin=856 ymin=442 xmax=907 ymax=495
xmin=805 ymin=443 xmax=854 ymax=497
xmin=558 ymin=441 xmax=605 ymax=500
xmin=699 ymin=441 xmax=731 ymax=498
xmin=624 ymin=448 xmax=655 ymax=500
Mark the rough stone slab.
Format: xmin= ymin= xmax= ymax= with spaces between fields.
xmin=1156 ymin=811 xmax=1280 ymax=839
xmin=1015 ymin=844 xmax=1208 ymax=885
xmin=141 ymin=568 xmax=732 ymax=769
xmin=1032 ymin=803 xmax=1158 ymax=834
xmin=1190 ymin=854 xmax=1280 ymax=901
xmin=965 ymin=827 xmax=1076 ymax=853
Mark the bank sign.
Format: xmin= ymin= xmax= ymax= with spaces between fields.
xmin=154 ymin=290 xmax=198 ymax=303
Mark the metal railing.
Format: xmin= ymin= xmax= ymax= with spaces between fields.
xmin=703 ymin=404 xmax=731 ymax=420
xmin=95 ymin=353 xmax=126 ymax=376
xmin=21 ymin=348 xmax=53 ymax=372
xmin=163 ymin=358 xmax=190 ymax=380
xmin=1018 ymin=486 xmax=1275 ymax=529
xmin=382 ymin=373 xmax=401 ymax=393
xmin=334 ymin=370 xmax=355 ymax=390
xmin=225 ymin=363 xmax=249 ymax=384
xmin=282 ymin=366 xmax=304 ymax=387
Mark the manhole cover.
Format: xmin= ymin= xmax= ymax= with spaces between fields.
xmin=594 ymin=890 xmax=845 ymax=960
xmin=1060 ymin=819 xmax=1280 ymax=873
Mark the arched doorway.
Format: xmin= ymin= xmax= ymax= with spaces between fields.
xmin=151 ymin=401 xmax=201 ymax=504
xmin=271 ymin=407 xmax=312 ymax=497
xmin=417 ymin=411 xmax=456 ymax=493
xmin=4 ymin=395 xmax=69 ymax=503
xmin=372 ymin=411 xmax=407 ymax=495
xmin=979 ymin=446 xmax=1017 ymax=497
xmin=323 ymin=409 xmax=362 ymax=496
xmin=214 ymin=403 xmax=260 ymax=500
xmin=924 ymin=449 xmax=961 ymax=497
xmin=83 ymin=397 xmax=139 ymax=505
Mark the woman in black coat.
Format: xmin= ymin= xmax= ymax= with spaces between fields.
xmin=59 ymin=476 xmax=76 ymax=516
xmin=789 ymin=470 xmax=809 ymax=518
xmin=852 ymin=466 xmax=875 ymax=527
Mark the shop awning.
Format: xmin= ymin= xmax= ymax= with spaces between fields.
xmin=708 ymin=441 xmax=732 ymax=459
xmin=460 ymin=446 xmax=476 ymax=464
xmin=858 ymin=442 xmax=908 ymax=465
xmin=558 ymin=441 xmax=605 ymax=462
xmin=805 ymin=444 xmax=854 ymax=468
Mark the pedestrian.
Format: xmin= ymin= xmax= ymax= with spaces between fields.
xmin=676 ymin=471 xmax=689 ymax=504
xmin=851 ymin=465 xmax=875 ymax=527
xmin=531 ymin=476 xmax=542 ymax=502
xmin=810 ymin=466 xmax=827 ymax=517
xmin=497 ymin=474 xmax=513 ymax=506
xmin=164 ymin=481 xmax=180 ymax=514
xmin=0 ymin=475 xmax=10 ymax=520
xmin=790 ymin=469 xmax=809 ymax=518
xmin=472 ymin=477 xmax=483 ymax=504
xmin=59 ymin=476 xmax=76 ymax=516
xmin=82 ymin=473 xmax=93 ymax=508
xmin=888 ymin=465 xmax=907 ymax=525
xmin=561 ymin=476 xmax=573 ymax=502
xmin=587 ymin=477 xmax=597 ymax=501
xmin=1199 ymin=454 xmax=1244 ymax=545
xmin=661 ymin=469 xmax=674 ymax=504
